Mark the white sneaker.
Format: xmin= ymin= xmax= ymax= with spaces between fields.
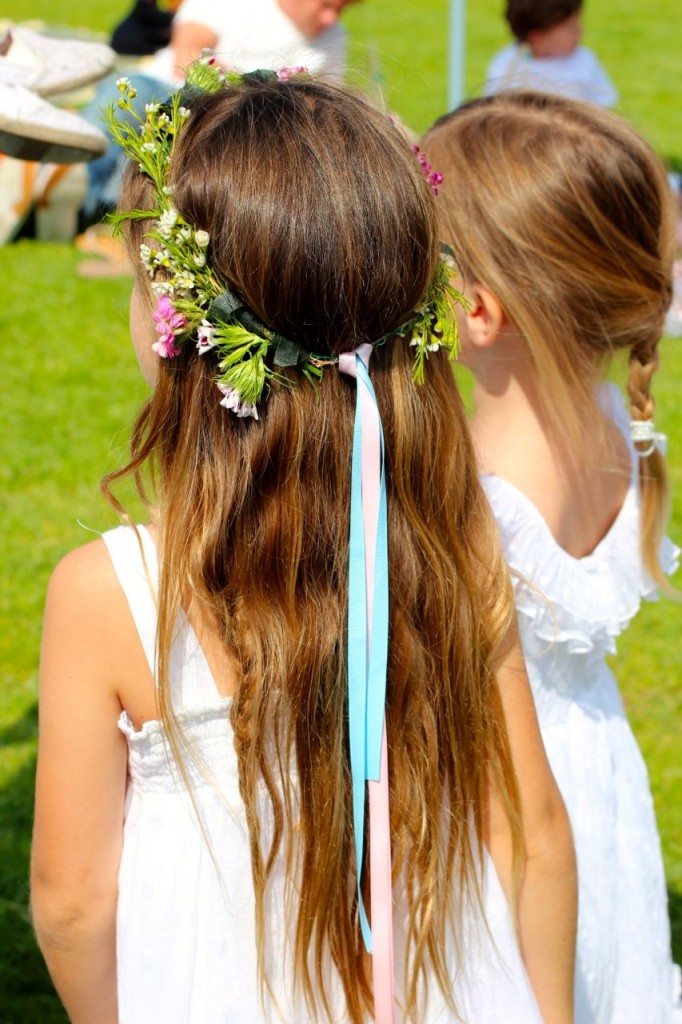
xmin=0 ymin=83 xmax=108 ymax=163
xmin=0 ymin=26 xmax=116 ymax=97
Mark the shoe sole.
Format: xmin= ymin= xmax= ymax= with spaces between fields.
xmin=0 ymin=127 xmax=106 ymax=163
xmin=8 ymin=28 xmax=116 ymax=98
xmin=34 ymin=64 xmax=116 ymax=98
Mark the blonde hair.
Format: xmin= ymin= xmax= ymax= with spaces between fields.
xmin=423 ymin=91 xmax=677 ymax=588
xmin=106 ymin=80 xmax=521 ymax=1021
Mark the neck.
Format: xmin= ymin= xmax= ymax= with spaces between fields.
xmin=466 ymin=328 xmax=563 ymax=476
xmin=466 ymin=328 xmax=633 ymax=558
xmin=466 ymin=327 xmax=532 ymax=452
xmin=528 ymin=40 xmax=557 ymax=58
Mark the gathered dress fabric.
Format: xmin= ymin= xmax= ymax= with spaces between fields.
xmin=103 ymin=525 xmax=543 ymax=1023
xmin=482 ymin=384 xmax=681 ymax=1024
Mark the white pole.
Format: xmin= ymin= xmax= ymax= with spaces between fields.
xmin=448 ymin=0 xmax=466 ymax=111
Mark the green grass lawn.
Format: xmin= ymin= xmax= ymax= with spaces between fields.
xmin=1 ymin=2 xmax=680 ymax=1020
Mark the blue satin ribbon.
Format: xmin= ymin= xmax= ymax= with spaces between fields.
xmin=345 ymin=354 xmax=390 ymax=952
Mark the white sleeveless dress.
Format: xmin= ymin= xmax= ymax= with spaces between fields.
xmin=482 ymin=384 xmax=681 ymax=1024
xmin=103 ymin=525 xmax=544 ymax=1024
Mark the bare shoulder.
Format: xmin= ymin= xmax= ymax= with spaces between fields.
xmin=43 ymin=536 xmax=140 ymax=695
xmin=48 ymin=536 xmax=117 ymax=599
xmin=45 ymin=539 xmax=124 ymax=637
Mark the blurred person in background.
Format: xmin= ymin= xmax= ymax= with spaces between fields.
xmin=484 ymin=0 xmax=617 ymax=107
xmin=81 ymin=0 xmax=357 ymax=231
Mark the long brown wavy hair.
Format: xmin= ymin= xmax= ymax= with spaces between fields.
xmin=423 ymin=91 xmax=677 ymax=589
xmin=106 ymin=79 xmax=521 ymax=1021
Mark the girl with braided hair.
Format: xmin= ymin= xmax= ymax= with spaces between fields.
xmin=30 ymin=71 xmax=576 ymax=1024
xmin=423 ymin=91 xmax=681 ymax=1024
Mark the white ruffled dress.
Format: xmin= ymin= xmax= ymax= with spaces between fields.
xmin=482 ymin=384 xmax=681 ymax=1024
xmin=103 ymin=525 xmax=544 ymax=1024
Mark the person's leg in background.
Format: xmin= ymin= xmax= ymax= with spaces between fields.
xmin=80 ymin=72 xmax=172 ymax=225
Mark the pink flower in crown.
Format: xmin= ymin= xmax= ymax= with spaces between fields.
xmin=152 ymin=334 xmax=182 ymax=358
xmin=411 ymin=145 xmax=444 ymax=196
xmin=277 ymin=66 xmax=307 ymax=81
xmin=217 ymin=383 xmax=259 ymax=420
xmin=196 ymin=319 xmax=217 ymax=353
xmin=427 ymin=171 xmax=444 ymax=195
xmin=152 ymin=295 xmax=187 ymax=358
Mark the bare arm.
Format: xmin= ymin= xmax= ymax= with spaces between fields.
xmin=169 ymin=21 xmax=219 ymax=80
xmin=32 ymin=542 xmax=129 ymax=1024
xmin=485 ymin=626 xmax=577 ymax=1024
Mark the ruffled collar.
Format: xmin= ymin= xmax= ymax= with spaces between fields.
xmin=481 ymin=384 xmax=679 ymax=655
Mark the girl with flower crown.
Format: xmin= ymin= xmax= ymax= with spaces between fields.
xmin=423 ymin=92 xmax=681 ymax=1024
xmin=31 ymin=70 xmax=576 ymax=1024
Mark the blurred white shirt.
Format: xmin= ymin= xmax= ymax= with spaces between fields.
xmin=149 ymin=0 xmax=347 ymax=85
xmin=484 ymin=44 xmax=618 ymax=107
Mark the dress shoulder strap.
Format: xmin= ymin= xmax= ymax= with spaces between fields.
xmin=102 ymin=525 xmax=159 ymax=677
xmin=102 ymin=524 xmax=225 ymax=708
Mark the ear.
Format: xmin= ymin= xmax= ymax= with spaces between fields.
xmin=462 ymin=281 xmax=505 ymax=349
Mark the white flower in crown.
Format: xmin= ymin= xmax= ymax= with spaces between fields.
xmin=193 ymin=253 xmax=206 ymax=268
xmin=177 ymin=226 xmax=192 ymax=241
xmin=175 ymin=270 xmax=195 ymax=292
xmin=196 ymin=320 xmax=217 ymax=353
xmin=141 ymin=142 xmax=156 ymax=153
xmin=217 ymin=383 xmax=259 ymax=420
xmin=158 ymin=207 xmax=178 ymax=238
xmin=152 ymin=281 xmax=172 ymax=297
xmin=427 ymin=342 xmax=441 ymax=352
xmin=178 ymin=107 xmax=191 ymax=119
xmin=145 ymin=101 xmax=160 ymax=115
xmin=195 ymin=230 xmax=210 ymax=248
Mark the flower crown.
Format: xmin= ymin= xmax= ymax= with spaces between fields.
xmin=107 ymin=59 xmax=463 ymax=419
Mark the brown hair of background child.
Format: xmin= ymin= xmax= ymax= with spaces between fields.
xmin=424 ymin=91 xmax=676 ymax=589
xmin=506 ymin=0 xmax=582 ymax=41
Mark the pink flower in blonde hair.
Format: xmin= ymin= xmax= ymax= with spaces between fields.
xmin=277 ymin=66 xmax=307 ymax=81
xmin=152 ymin=295 xmax=187 ymax=358
xmin=411 ymin=145 xmax=444 ymax=196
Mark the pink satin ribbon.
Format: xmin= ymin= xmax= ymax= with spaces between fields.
xmin=339 ymin=344 xmax=395 ymax=1024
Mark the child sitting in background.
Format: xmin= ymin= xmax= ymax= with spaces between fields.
xmin=484 ymin=0 xmax=618 ymax=107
